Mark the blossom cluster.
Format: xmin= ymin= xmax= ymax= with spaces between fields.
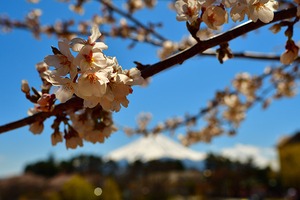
xmin=44 ymin=25 xmax=144 ymax=112
xmin=22 ymin=25 xmax=145 ymax=148
xmin=271 ymin=68 xmax=297 ymax=98
xmin=175 ymin=0 xmax=278 ymax=30
xmin=125 ymin=0 xmax=157 ymax=13
xmin=125 ymin=63 xmax=300 ymax=146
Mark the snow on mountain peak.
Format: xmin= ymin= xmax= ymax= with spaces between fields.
xmin=104 ymin=134 xmax=205 ymax=162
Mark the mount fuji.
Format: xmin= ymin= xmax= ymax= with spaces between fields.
xmin=104 ymin=134 xmax=206 ymax=168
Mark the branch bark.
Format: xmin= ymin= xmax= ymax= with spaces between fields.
xmin=0 ymin=6 xmax=297 ymax=134
xmin=0 ymin=98 xmax=83 ymax=134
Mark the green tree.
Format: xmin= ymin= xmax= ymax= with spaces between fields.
xmin=61 ymin=175 xmax=97 ymax=200
xmin=101 ymin=177 xmax=122 ymax=200
xmin=24 ymin=154 xmax=58 ymax=177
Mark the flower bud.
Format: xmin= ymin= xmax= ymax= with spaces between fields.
xmin=29 ymin=121 xmax=44 ymax=134
xmin=21 ymin=80 xmax=30 ymax=94
xmin=269 ymin=23 xmax=281 ymax=34
xmin=280 ymin=40 xmax=299 ymax=65
xmin=51 ymin=131 xmax=63 ymax=146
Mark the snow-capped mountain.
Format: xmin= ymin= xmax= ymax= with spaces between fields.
xmin=104 ymin=134 xmax=206 ymax=164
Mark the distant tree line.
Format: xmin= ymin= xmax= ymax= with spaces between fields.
xmin=18 ymin=153 xmax=291 ymax=199
xmin=24 ymin=154 xmax=117 ymax=177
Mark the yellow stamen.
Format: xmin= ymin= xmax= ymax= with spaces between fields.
xmin=87 ymin=73 xmax=98 ymax=84
xmin=84 ymin=50 xmax=94 ymax=63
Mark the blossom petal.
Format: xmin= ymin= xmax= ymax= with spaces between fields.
xmin=70 ymin=38 xmax=86 ymax=51
xmin=89 ymin=25 xmax=101 ymax=44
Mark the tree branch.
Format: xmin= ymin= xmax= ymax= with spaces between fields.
xmin=0 ymin=98 xmax=83 ymax=134
xmin=141 ymin=7 xmax=297 ymax=78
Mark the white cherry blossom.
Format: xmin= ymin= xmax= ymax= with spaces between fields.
xmin=77 ymin=69 xmax=111 ymax=98
xmin=54 ymin=79 xmax=76 ymax=103
xmin=45 ymin=70 xmax=77 ymax=103
xmin=247 ymin=0 xmax=278 ymax=23
xmin=280 ymin=44 xmax=299 ymax=65
xmin=28 ymin=107 xmax=44 ymax=134
xmin=128 ymin=67 xmax=145 ymax=85
xmin=74 ymin=45 xmax=108 ymax=72
xmin=42 ymin=25 xmax=144 ymax=112
xmin=44 ymin=39 xmax=76 ymax=78
xmin=230 ymin=0 xmax=249 ymax=22
xmin=202 ymin=5 xmax=228 ymax=30
xmin=70 ymin=25 xmax=108 ymax=52
xmin=175 ymin=0 xmax=201 ymax=23
xmin=99 ymin=82 xmax=133 ymax=112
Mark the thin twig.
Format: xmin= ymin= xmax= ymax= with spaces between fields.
xmin=98 ymin=0 xmax=168 ymax=42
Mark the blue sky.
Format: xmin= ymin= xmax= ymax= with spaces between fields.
xmin=0 ymin=1 xmax=299 ymax=177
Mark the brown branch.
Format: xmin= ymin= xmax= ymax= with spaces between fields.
xmin=0 ymin=98 xmax=83 ymax=134
xmin=141 ymin=7 xmax=297 ymax=78
xmin=0 ymin=18 xmax=163 ymax=46
xmin=0 ymin=7 xmax=297 ymax=134
xmin=202 ymin=51 xmax=300 ymax=62
xmin=201 ymin=51 xmax=281 ymax=61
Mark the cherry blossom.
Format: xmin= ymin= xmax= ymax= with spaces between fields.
xmin=64 ymin=126 xmax=83 ymax=149
xmin=70 ymin=25 xmax=108 ymax=52
xmin=175 ymin=0 xmax=201 ymax=23
xmin=222 ymin=94 xmax=246 ymax=127
xmin=41 ymin=25 xmax=144 ymax=112
xmin=158 ymin=41 xmax=179 ymax=60
xmin=232 ymin=73 xmax=261 ymax=101
xmin=27 ymin=108 xmax=44 ymax=134
xmin=230 ymin=0 xmax=249 ymax=22
xmin=280 ymin=40 xmax=299 ymax=65
xmin=36 ymin=93 xmax=56 ymax=112
xmin=99 ymin=83 xmax=132 ymax=112
xmin=126 ymin=0 xmax=144 ymax=13
xmin=247 ymin=0 xmax=278 ymax=23
xmin=202 ymin=5 xmax=228 ymax=30
xmin=74 ymin=45 xmax=108 ymax=71
xmin=21 ymin=80 xmax=30 ymax=94
xmin=144 ymin=0 xmax=157 ymax=8
xmin=44 ymin=39 xmax=76 ymax=78
xmin=77 ymin=69 xmax=110 ymax=98
xmin=29 ymin=121 xmax=44 ymax=134
xmin=68 ymin=110 xmax=116 ymax=144
xmin=51 ymin=131 xmax=63 ymax=146
xmin=36 ymin=61 xmax=50 ymax=79
xmin=47 ymin=75 xmax=77 ymax=103
xmin=128 ymin=67 xmax=145 ymax=86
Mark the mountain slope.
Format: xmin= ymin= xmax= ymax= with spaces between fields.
xmin=104 ymin=134 xmax=205 ymax=162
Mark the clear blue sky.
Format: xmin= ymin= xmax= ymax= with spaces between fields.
xmin=0 ymin=1 xmax=299 ymax=177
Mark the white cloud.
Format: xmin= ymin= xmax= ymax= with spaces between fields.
xmin=219 ymin=143 xmax=279 ymax=171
